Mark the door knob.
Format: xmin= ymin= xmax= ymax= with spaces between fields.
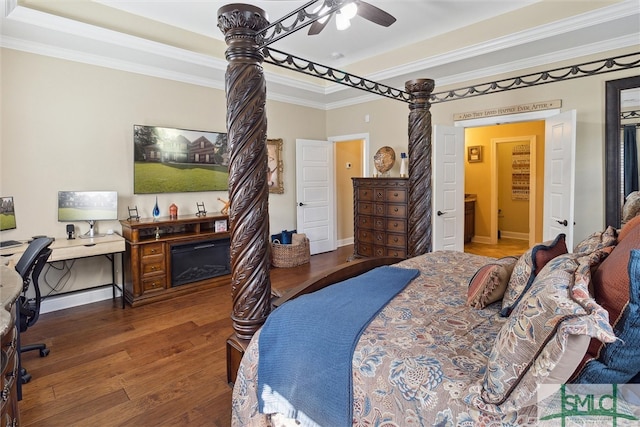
xmin=298 ymin=202 xmax=305 ymax=206
xmin=437 ymin=210 xmax=445 ymax=216
xmin=556 ymin=219 xmax=568 ymax=226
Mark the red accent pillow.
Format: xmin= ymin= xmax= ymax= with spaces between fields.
xmin=574 ymin=217 xmax=640 ymax=376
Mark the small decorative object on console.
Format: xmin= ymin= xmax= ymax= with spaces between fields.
xmin=153 ymin=197 xmax=160 ymax=219
xmin=215 ymin=219 xmax=228 ymax=232
xmin=127 ymin=206 xmax=140 ymax=221
xmin=169 ymin=203 xmax=178 ymax=219
xmin=196 ymin=202 xmax=207 ymax=217
xmin=217 ymin=197 xmax=230 ymax=215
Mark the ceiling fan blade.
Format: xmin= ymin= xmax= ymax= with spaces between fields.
xmin=356 ymin=1 xmax=396 ymax=27
xmin=308 ymin=15 xmax=332 ymax=35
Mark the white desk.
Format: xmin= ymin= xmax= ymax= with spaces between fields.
xmin=1 ymin=234 xmax=126 ymax=308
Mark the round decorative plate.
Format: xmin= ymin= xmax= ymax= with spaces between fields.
xmin=374 ymin=146 xmax=396 ymax=173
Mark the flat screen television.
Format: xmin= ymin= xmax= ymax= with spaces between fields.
xmin=0 ymin=196 xmax=16 ymax=231
xmin=58 ymin=191 xmax=118 ymax=238
xmin=133 ymin=124 xmax=229 ymax=194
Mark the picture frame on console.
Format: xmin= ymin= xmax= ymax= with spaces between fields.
xmin=133 ymin=124 xmax=229 ymax=194
xmin=267 ymin=138 xmax=284 ymax=194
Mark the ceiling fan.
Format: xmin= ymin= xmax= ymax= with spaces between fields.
xmin=308 ymin=1 xmax=396 ymax=35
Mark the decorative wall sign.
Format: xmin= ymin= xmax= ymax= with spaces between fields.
xmin=512 ymin=144 xmax=530 ymax=200
xmin=454 ymin=100 xmax=562 ymax=121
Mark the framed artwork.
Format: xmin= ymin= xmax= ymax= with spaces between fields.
xmin=267 ymin=138 xmax=284 ymax=194
xmin=133 ymin=124 xmax=229 ymax=194
xmin=467 ymin=145 xmax=483 ymax=163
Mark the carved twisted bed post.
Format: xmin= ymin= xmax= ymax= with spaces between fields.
xmin=405 ymin=79 xmax=435 ymax=257
xmin=218 ymin=4 xmax=272 ymax=383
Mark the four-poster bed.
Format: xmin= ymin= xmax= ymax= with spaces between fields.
xmin=218 ymin=0 xmax=435 ymax=383
xmin=217 ymin=1 xmax=640 ymax=425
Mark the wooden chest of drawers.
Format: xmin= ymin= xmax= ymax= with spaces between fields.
xmin=352 ymin=177 xmax=409 ymax=259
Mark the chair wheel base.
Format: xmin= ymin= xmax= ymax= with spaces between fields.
xmin=40 ymin=348 xmax=50 ymax=357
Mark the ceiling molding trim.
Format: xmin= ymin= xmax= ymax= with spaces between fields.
xmin=264 ymin=90 xmax=327 ymax=110
xmin=325 ymin=1 xmax=639 ymax=94
xmin=432 ymin=34 xmax=640 ymax=89
xmin=5 ymin=4 xmax=229 ymax=70
xmin=0 ymin=35 xmax=227 ymax=91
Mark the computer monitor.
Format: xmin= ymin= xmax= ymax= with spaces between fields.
xmin=58 ymin=191 xmax=118 ymax=238
xmin=0 ymin=196 xmax=17 ymax=231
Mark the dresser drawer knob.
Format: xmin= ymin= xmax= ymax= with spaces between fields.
xmin=394 ymin=208 xmax=399 ymax=212
xmin=393 ymin=237 xmax=399 ymax=242
xmin=394 ymin=192 xmax=398 ymax=197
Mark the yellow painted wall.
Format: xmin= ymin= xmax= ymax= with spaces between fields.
xmin=465 ymin=121 xmax=545 ymax=242
xmin=497 ymin=141 xmax=530 ymax=235
xmin=335 ymin=140 xmax=363 ymax=242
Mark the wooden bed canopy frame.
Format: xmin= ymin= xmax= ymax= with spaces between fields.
xmin=216 ymin=1 xmax=639 ymax=383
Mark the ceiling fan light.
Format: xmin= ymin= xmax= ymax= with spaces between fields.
xmin=314 ymin=4 xmax=331 ymax=24
xmin=341 ymin=2 xmax=358 ymax=20
xmin=336 ymin=13 xmax=351 ymax=31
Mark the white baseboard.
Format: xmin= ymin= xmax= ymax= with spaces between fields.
xmin=41 ymin=285 xmax=121 ymax=314
xmin=337 ymin=237 xmax=354 ymax=247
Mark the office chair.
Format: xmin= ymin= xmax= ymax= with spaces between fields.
xmin=14 ymin=237 xmax=53 ymax=384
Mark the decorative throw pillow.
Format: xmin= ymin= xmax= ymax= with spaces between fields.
xmin=622 ymin=191 xmax=640 ymax=225
xmin=571 ymin=219 xmax=640 ymax=383
xmin=619 ymin=213 xmax=640 ymax=243
xmin=480 ymin=252 xmax=616 ymax=411
xmin=573 ymin=226 xmax=617 ymax=255
xmin=467 ymin=256 xmax=518 ymax=309
xmin=500 ymin=234 xmax=567 ymax=317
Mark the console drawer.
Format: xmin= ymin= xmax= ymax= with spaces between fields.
xmin=142 ymin=276 xmax=166 ymax=293
xmin=141 ymin=259 xmax=165 ymax=276
xmin=141 ymin=242 xmax=164 ymax=257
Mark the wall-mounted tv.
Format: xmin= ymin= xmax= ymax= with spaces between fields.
xmin=58 ymin=191 xmax=118 ymax=237
xmin=133 ymin=124 xmax=229 ymax=194
xmin=0 ymin=196 xmax=17 ymax=231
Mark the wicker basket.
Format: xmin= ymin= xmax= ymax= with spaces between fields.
xmin=271 ymin=236 xmax=310 ymax=268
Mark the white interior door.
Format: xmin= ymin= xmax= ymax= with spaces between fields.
xmin=543 ymin=110 xmax=576 ymax=249
xmin=433 ymin=125 xmax=465 ymax=251
xmin=295 ymin=139 xmax=336 ymax=254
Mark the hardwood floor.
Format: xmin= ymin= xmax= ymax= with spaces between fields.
xmin=464 ymin=237 xmax=529 ymax=259
xmin=18 ymin=245 xmax=356 ymax=426
xmin=18 ymin=242 xmax=518 ymax=426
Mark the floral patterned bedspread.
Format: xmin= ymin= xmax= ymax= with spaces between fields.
xmin=232 ymin=251 xmax=539 ymax=426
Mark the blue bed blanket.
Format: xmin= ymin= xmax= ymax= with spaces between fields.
xmin=258 ymin=265 xmax=420 ymax=426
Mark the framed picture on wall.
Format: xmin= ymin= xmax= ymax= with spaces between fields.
xmin=267 ymin=138 xmax=284 ymax=194
xmin=467 ymin=145 xmax=482 ymax=163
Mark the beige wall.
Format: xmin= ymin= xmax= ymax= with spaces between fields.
xmin=328 ymin=47 xmax=639 ymax=246
xmin=0 ymin=48 xmax=326 ymax=295
xmin=2 ymin=45 xmax=638 ymax=299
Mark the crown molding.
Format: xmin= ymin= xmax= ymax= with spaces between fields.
xmin=2 ymin=0 xmax=638 ymax=111
xmin=327 ymin=0 xmax=640 ymax=94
